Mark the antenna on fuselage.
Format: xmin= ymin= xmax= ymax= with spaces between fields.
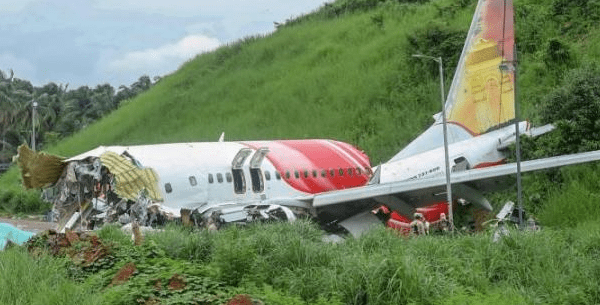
xmin=218 ymin=132 xmax=225 ymax=142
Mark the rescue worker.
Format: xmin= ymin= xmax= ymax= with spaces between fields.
xmin=432 ymin=212 xmax=449 ymax=234
xmin=410 ymin=213 xmax=427 ymax=236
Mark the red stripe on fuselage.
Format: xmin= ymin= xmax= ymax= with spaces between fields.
xmin=473 ymin=159 xmax=505 ymax=169
xmin=242 ymin=140 xmax=371 ymax=194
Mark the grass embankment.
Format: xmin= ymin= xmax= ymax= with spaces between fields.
xmin=1 ymin=0 xmax=600 ymax=302
xmin=2 ymin=220 xmax=600 ymax=304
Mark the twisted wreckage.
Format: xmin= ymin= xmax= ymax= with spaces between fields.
xmin=14 ymin=0 xmax=600 ymax=235
xmin=17 ymin=145 xmax=175 ymax=231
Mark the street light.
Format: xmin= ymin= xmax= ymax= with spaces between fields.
xmin=412 ymin=54 xmax=453 ymax=231
xmin=31 ymin=101 xmax=38 ymax=151
xmin=30 ymin=93 xmax=47 ymax=152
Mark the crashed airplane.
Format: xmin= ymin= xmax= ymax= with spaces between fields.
xmin=16 ymin=0 xmax=600 ymax=236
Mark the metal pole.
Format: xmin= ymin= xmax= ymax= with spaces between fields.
xmin=413 ymin=54 xmax=453 ymax=232
xmin=437 ymin=57 xmax=454 ymax=232
xmin=32 ymin=101 xmax=37 ymax=151
xmin=513 ymin=46 xmax=523 ymax=227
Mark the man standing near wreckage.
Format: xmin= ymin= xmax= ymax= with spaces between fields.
xmin=410 ymin=213 xmax=428 ymax=236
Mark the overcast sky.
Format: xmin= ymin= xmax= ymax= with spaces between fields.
xmin=0 ymin=0 xmax=328 ymax=89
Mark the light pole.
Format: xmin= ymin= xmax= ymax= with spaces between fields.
xmin=31 ymin=101 xmax=38 ymax=151
xmin=412 ymin=54 xmax=453 ymax=231
xmin=500 ymin=49 xmax=523 ymax=227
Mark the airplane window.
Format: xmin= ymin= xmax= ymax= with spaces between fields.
xmin=339 ymin=168 xmax=344 ymax=176
xmin=330 ymin=169 xmax=335 ymax=177
xmin=226 ymin=172 xmax=233 ymax=183
xmin=217 ymin=173 xmax=223 ymax=183
xmin=265 ymin=171 xmax=271 ymax=181
xmin=303 ymin=170 xmax=308 ymax=178
xmin=321 ymin=169 xmax=326 ymax=177
xmin=189 ymin=176 xmax=197 ymax=186
xmin=348 ymin=168 xmax=353 ymax=176
xmin=356 ymin=167 xmax=362 ymax=175
xmin=275 ymin=171 xmax=281 ymax=180
xmin=165 ymin=183 xmax=172 ymax=193
xmin=208 ymin=174 xmax=214 ymax=184
xmin=312 ymin=170 xmax=317 ymax=178
xmin=294 ymin=170 xmax=299 ymax=179
xmin=286 ymin=171 xmax=290 ymax=179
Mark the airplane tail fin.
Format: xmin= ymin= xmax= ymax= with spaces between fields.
xmin=389 ymin=0 xmax=516 ymax=162
xmin=444 ymin=0 xmax=515 ymax=135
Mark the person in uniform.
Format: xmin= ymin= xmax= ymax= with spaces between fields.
xmin=410 ymin=213 xmax=426 ymax=236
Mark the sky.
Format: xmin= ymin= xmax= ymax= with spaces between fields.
xmin=0 ymin=0 xmax=328 ymax=89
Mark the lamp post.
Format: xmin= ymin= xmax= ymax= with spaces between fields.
xmin=412 ymin=54 xmax=453 ymax=231
xmin=31 ymin=101 xmax=38 ymax=151
xmin=500 ymin=53 xmax=523 ymax=227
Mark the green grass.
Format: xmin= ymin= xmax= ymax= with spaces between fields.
xmin=1 ymin=0 xmax=600 ymax=302
xmin=0 ymin=248 xmax=101 ymax=305
xmin=6 ymin=220 xmax=599 ymax=304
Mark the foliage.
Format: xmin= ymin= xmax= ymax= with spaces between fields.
xmin=0 ymin=74 xmax=158 ymax=164
xmin=2 ymin=0 xmax=600 ymax=302
xmin=406 ymin=23 xmax=465 ymax=81
xmin=538 ymin=65 xmax=600 ymax=154
xmin=0 ymin=248 xmax=101 ymax=305
xmin=0 ymin=186 xmax=49 ymax=215
xmin=11 ymin=220 xmax=600 ymax=304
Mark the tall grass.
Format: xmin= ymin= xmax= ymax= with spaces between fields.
xmin=1 ymin=0 xmax=600 ymax=301
xmin=90 ymin=220 xmax=600 ymax=304
xmin=0 ymin=248 xmax=101 ymax=305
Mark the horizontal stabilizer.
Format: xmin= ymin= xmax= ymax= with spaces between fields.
xmin=497 ymin=123 xmax=555 ymax=150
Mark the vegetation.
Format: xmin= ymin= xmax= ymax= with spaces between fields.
xmin=3 ymin=220 xmax=600 ymax=304
xmin=0 ymin=73 xmax=158 ymax=164
xmin=1 ymin=0 xmax=600 ymax=302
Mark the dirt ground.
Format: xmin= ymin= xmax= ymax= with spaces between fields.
xmin=0 ymin=216 xmax=56 ymax=233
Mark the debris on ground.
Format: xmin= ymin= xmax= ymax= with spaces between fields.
xmin=110 ymin=262 xmax=137 ymax=287
xmin=25 ymin=230 xmax=111 ymax=266
xmin=227 ymin=294 xmax=264 ymax=305
xmin=167 ymin=273 xmax=186 ymax=291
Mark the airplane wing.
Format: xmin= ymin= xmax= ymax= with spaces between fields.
xmin=311 ymin=150 xmax=600 ymax=235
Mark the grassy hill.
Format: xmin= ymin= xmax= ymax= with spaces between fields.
xmin=2 ymin=0 xmax=600 ymax=303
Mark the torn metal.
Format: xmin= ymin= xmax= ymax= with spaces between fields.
xmin=17 ymin=145 xmax=173 ymax=232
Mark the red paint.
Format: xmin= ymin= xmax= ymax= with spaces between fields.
xmin=416 ymin=203 xmax=448 ymax=222
xmin=473 ymin=159 xmax=505 ymax=169
xmin=482 ymin=0 xmax=514 ymax=61
xmin=380 ymin=202 xmax=449 ymax=234
xmin=387 ymin=211 xmax=412 ymax=234
xmin=445 ymin=121 xmax=479 ymax=136
xmin=242 ymin=140 xmax=371 ymax=194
